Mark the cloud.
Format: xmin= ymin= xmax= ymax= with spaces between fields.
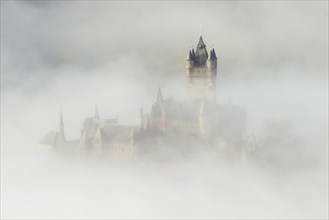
xmin=1 ymin=1 xmax=328 ymax=219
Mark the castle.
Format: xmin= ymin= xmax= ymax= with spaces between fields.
xmin=39 ymin=35 xmax=247 ymax=160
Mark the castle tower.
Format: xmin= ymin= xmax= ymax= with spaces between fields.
xmin=186 ymin=36 xmax=217 ymax=103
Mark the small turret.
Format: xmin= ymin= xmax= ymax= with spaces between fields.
xmin=212 ymin=48 xmax=217 ymax=59
xmin=207 ymin=49 xmax=217 ymax=69
xmin=187 ymin=50 xmax=193 ymax=60
xmin=186 ymin=50 xmax=194 ymax=69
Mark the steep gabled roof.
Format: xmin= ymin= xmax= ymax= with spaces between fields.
xmin=156 ymin=88 xmax=163 ymax=107
xmin=194 ymin=36 xmax=208 ymax=66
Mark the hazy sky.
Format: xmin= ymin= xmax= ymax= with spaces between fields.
xmin=2 ymin=1 xmax=328 ymax=86
xmin=1 ymin=1 xmax=328 ymax=219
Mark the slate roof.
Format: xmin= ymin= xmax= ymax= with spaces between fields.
xmin=194 ymin=36 xmax=208 ymax=66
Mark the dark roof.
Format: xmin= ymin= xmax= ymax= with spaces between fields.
xmin=187 ymin=50 xmax=193 ymax=60
xmin=194 ymin=36 xmax=208 ymax=66
xmin=209 ymin=49 xmax=217 ymax=60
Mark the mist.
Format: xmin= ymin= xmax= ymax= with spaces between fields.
xmin=1 ymin=1 xmax=328 ymax=219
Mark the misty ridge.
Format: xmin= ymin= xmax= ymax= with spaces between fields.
xmin=1 ymin=1 xmax=328 ymax=219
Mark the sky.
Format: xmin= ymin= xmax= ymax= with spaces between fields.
xmin=1 ymin=1 xmax=328 ymax=219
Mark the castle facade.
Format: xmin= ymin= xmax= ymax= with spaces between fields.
xmin=39 ymin=35 xmax=247 ymax=160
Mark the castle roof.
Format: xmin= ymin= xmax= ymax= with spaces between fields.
xmin=39 ymin=130 xmax=64 ymax=148
xmin=194 ymin=36 xmax=208 ymax=66
xmin=102 ymin=124 xmax=135 ymax=144
xmin=187 ymin=50 xmax=193 ymax=60
xmin=208 ymin=48 xmax=217 ymax=60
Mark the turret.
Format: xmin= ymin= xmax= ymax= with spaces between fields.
xmin=206 ymin=48 xmax=217 ymax=69
xmin=186 ymin=50 xmax=194 ymax=69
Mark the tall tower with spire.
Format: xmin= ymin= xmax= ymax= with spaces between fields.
xmin=186 ymin=36 xmax=217 ymax=103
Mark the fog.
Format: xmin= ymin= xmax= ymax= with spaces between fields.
xmin=1 ymin=1 xmax=328 ymax=219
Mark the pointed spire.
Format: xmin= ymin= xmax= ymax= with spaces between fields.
xmin=94 ymin=104 xmax=100 ymax=119
xmin=197 ymin=36 xmax=206 ymax=49
xmin=194 ymin=36 xmax=208 ymax=66
xmin=208 ymin=50 xmax=213 ymax=60
xmin=157 ymin=88 xmax=163 ymax=106
xmin=191 ymin=48 xmax=195 ymax=57
xmin=212 ymin=48 xmax=217 ymax=59
xmin=187 ymin=50 xmax=193 ymax=60
xmin=208 ymin=49 xmax=217 ymax=60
